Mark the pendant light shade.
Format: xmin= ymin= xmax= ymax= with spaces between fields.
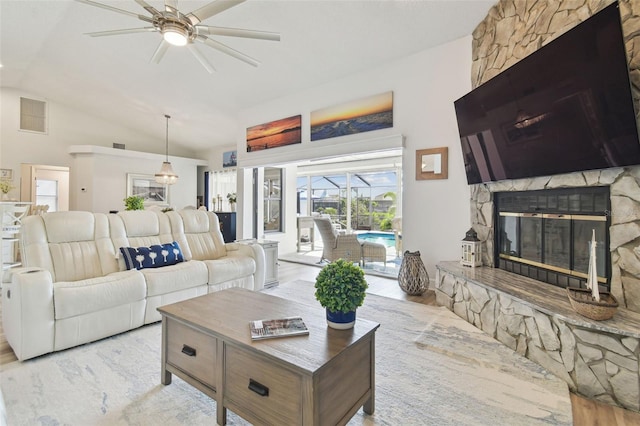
xmin=155 ymin=114 xmax=179 ymax=185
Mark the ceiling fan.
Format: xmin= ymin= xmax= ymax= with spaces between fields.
xmin=76 ymin=0 xmax=280 ymax=73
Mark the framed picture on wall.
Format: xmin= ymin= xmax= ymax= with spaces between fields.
xmin=223 ymin=150 xmax=237 ymax=168
xmin=126 ymin=173 xmax=169 ymax=205
xmin=416 ymin=147 xmax=448 ymax=180
xmin=310 ymin=91 xmax=393 ymax=141
xmin=246 ymin=115 xmax=302 ymax=152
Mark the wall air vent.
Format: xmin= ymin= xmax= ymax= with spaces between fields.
xmin=20 ymin=97 xmax=47 ymax=133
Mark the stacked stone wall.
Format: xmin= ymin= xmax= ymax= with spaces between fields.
xmin=436 ymin=266 xmax=640 ymax=411
xmin=469 ymin=0 xmax=640 ymax=314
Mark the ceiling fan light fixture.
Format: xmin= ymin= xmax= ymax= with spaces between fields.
xmin=162 ymin=23 xmax=188 ymax=46
xmin=155 ymin=114 xmax=179 ymax=185
xmin=78 ymin=0 xmax=282 ymax=71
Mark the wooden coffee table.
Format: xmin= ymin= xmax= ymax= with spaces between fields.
xmin=157 ymin=287 xmax=380 ymax=425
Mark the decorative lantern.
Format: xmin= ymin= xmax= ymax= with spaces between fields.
xmin=461 ymin=228 xmax=482 ymax=267
xmin=398 ymin=250 xmax=429 ymax=295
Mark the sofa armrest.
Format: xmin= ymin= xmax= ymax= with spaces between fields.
xmin=2 ymin=268 xmax=55 ymax=361
xmin=226 ymin=242 xmax=266 ymax=291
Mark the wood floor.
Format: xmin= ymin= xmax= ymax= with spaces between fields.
xmin=1 ymin=260 xmax=640 ymax=425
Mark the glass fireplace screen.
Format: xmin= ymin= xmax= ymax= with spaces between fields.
xmin=495 ymin=187 xmax=610 ymax=290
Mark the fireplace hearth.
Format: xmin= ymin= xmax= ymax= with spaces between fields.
xmin=495 ymin=187 xmax=610 ymax=290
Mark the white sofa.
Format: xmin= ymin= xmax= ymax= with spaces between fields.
xmin=1 ymin=209 xmax=265 ymax=361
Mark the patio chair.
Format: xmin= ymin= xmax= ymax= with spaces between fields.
xmin=313 ymin=217 xmax=362 ymax=264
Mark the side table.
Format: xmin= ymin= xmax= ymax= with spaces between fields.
xmin=256 ymin=239 xmax=278 ymax=287
xmin=238 ymin=239 xmax=279 ymax=288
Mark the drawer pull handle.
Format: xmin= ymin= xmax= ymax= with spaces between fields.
xmin=181 ymin=344 xmax=196 ymax=357
xmin=248 ymin=379 xmax=269 ymax=397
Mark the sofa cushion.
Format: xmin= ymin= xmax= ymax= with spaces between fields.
xmin=43 ymin=211 xmax=97 ymax=243
xmin=120 ymin=242 xmax=184 ymax=270
xmin=141 ymin=260 xmax=208 ymax=297
xmin=53 ymin=271 xmax=146 ymax=320
xmin=109 ymin=211 xmax=174 ymax=261
xmin=117 ymin=210 xmax=162 ymax=238
xmin=21 ymin=212 xmax=118 ymax=282
xmin=202 ymin=254 xmax=256 ymax=285
xmin=167 ymin=210 xmax=227 ymax=260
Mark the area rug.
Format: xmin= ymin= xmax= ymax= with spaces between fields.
xmin=1 ymin=282 xmax=572 ymax=425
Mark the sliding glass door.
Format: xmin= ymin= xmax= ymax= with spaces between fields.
xmin=297 ymin=169 xmax=398 ymax=232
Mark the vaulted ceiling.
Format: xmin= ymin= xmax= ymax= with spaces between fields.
xmin=0 ymin=0 xmax=494 ymax=154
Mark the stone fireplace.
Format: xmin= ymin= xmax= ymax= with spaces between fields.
xmin=466 ymin=0 xmax=640 ymax=314
xmin=472 ymin=164 xmax=640 ymax=312
xmin=437 ymin=168 xmax=640 ymax=411
xmin=434 ymin=0 xmax=640 ymax=412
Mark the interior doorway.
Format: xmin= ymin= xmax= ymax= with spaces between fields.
xmin=20 ymin=164 xmax=69 ymax=211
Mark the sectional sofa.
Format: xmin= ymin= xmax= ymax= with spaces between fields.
xmin=1 ymin=209 xmax=265 ymax=361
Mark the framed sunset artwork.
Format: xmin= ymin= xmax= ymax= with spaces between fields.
xmin=310 ymin=91 xmax=393 ymax=141
xmin=246 ymin=115 xmax=302 ymax=152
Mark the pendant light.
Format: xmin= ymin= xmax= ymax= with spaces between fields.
xmin=155 ymin=114 xmax=179 ymax=185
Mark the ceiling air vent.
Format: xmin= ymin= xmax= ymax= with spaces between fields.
xmin=20 ymin=97 xmax=47 ymax=133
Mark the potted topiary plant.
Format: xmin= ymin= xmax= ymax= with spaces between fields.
xmin=226 ymin=192 xmax=237 ymax=211
xmin=314 ymin=258 xmax=368 ymax=329
xmin=123 ymin=196 xmax=145 ymax=211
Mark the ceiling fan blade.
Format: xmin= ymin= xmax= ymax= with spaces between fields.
xmin=165 ymin=0 xmax=178 ymax=11
xmin=196 ymin=25 xmax=280 ymax=41
xmin=133 ymin=0 xmax=161 ymax=16
xmin=75 ymin=0 xmax=154 ymax=24
xmin=186 ymin=0 xmax=246 ymax=25
xmin=187 ymin=45 xmax=216 ymax=74
xmin=150 ymin=40 xmax=170 ymax=64
xmin=86 ymin=27 xmax=157 ymax=37
xmin=197 ymin=35 xmax=259 ymax=67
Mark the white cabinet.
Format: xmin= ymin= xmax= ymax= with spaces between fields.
xmin=2 ymin=238 xmax=18 ymax=266
xmin=238 ymin=238 xmax=279 ymax=288
xmin=2 ymin=202 xmax=31 ymax=274
xmin=256 ymin=240 xmax=279 ymax=288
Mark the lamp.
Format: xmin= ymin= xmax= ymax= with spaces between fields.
xmin=162 ymin=23 xmax=188 ymax=46
xmin=155 ymin=114 xmax=179 ymax=185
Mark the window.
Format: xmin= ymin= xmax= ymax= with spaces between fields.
xmin=211 ymin=169 xmax=236 ymax=212
xmin=264 ymin=168 xmax=282 ymax=232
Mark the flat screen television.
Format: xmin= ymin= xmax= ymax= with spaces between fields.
xmin=454 ymin=2 xmax=640 ymax=185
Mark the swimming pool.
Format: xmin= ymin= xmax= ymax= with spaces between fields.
xmin=357 ymin=232 xmax=396 ymax=248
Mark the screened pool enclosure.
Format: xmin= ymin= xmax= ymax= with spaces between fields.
xmin=297 ymin=170 xmax=399 ymax=232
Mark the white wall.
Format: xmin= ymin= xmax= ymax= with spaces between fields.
xmin=200 ymin=144 xmax=237 ymax=171
xmin=235 ymin=36 xmax=474 ymax=276
xmin=70 ymin=146 xmax=206 ymax=213
xmin=0 ymin=87 xmax=204 ymax=210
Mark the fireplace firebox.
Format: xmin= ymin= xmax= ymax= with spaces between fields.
xmin=494 ymin=187 xmax=610 ymax=291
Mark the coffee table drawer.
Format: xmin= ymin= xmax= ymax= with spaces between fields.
xmin=225 ymin=345 xmax=302 ymax=425
xmin=166 ymin=319 xmax=217 ymax=389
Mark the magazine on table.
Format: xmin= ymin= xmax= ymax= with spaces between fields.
xmin=250 ymin=316 xmax=309 ymax=340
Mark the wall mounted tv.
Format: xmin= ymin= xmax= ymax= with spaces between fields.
xmin=454 ymin=2 xmax=640 ymax=185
